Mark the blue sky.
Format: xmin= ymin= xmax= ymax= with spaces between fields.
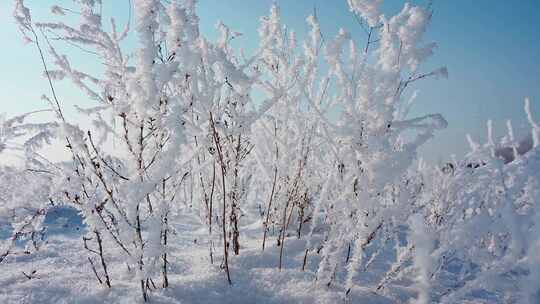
xmin=1 ymin=0 xmax=539 ymax=163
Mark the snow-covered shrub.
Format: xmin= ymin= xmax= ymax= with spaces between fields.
xmin=12 ymin=0 xmax=281 ymax=299
xmin=0 ymin=111 xmax=59 ymax=264
xmin=409 ymin=102 xmax=540 ymax=303
xmin=14 ymin=0 xmax=246 ymax=298
xmin=251 ymin=6 xmax=325 ymax=261
xmin=0 ymin=166 xmax=50 ymax=263
xmin=290 ymin=1 xmax=449 ymax=301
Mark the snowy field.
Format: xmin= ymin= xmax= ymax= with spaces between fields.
xmin=1 ymin=208 xmax=396 ymax=304
xmin=2 ymin=204 xmax=532 ymax=303
xmin=2 ymin=0 xmax=540 ymax=303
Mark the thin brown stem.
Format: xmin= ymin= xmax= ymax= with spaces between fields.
xmin=209 ymin=112 xmax=231 ymax=285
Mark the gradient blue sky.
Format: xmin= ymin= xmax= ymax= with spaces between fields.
xmin=1 ymin=0 xmax=539 ymax=163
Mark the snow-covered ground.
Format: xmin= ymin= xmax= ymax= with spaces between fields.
xmin=1 ymin=209 xmax=397 ymax=304
xmin=1 ymin=206 xmax=517 ymax=304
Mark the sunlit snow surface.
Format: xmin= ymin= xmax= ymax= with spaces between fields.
xmin=0 ymin=211 xmax=396 ymax=304
xmin=0 ymin=210 xmax=523 ymax=303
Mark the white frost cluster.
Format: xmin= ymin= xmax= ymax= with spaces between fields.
xmin=347 ymin=0 xmax=383 ymax=27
